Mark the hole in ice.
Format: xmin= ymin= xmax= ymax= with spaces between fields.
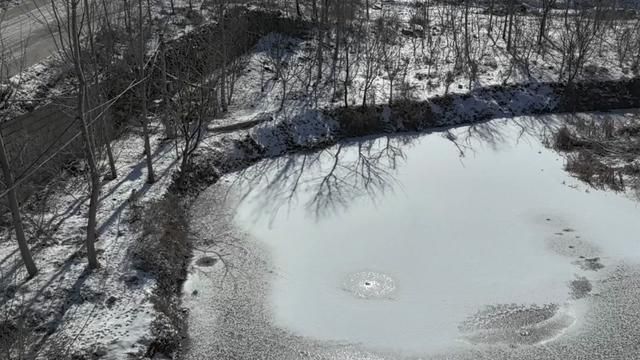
xmin=343 ymin=271 xmax=396 ymax=299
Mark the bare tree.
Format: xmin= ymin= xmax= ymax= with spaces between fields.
xmin=159 ymin=35 xmax=177 ymax=138
xmin=0 ymin=12 xmax=39 ymax=277
xmin=45 ymin=0 xmax=106 ymax=268
xmin=360 ymin=31 xmax=382 ymax=106
xmin=0 ymin=134 xmax=39 ymax=277
xmin=315 ymin=0 xmax=329 ymax=83
xmin=136 ymin=0 xmax=156 ymax=184
xmin=538 ymin=0 xmax=557 ymax=48
xmin=504 ymin=0 xmax=516 ymax=52
xmin=557 ymin=3 xmax=600 ymax=85
xmin=172 ymin=74 xmax=216 ymax=188
xmin=614 ymin=18 xmax=640 ymax=71
xmin=69 ymin=0 xmax=100 ymax=268
xmin=264 ymin=34 xmax=301 ymax=111
xmin=382 ymin=48 xmax=408 ymax=105
xmin=86 ymin=0 xmax=118 ymax=181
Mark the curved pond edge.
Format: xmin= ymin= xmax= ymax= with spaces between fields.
xmin=143 ymin=77 xmax=640 ymax=357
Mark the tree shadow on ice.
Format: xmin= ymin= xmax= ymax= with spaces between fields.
xmin=453 ymin=113 xmax=564 ymax=154
xmin=230 ymin=135 xmax=417 ymax=221
xmin=228 ymin=112 xmax=569 ymax=221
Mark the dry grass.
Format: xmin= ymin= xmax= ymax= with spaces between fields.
xmin=554 ymin=126 xmax=587 ymax=151
xmin=553 ymin=119 xmax=640 ymax=194
xmin=332 ymin=100 xmax=435 ymax=138
xmin=565 ymin=152 xmax=626 ymax=191
xmin=131 ymin=194 xmax=190 ymax=292
xmin=334 ymin=106 xmax=387 ymax=137
xmin=130 ymin=194 xmax=191 ymax=358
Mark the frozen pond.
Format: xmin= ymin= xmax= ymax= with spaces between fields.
xmin=185 ymin=111 xmax=640 ymax=358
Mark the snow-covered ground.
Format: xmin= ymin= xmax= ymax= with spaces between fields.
xmin=229 ymin=2 xmax=638 ymax=120
xmin=0 ymin=126 xmax=179 ymax=358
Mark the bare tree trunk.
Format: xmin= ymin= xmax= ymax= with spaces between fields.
xmin=330 ymin=4 xmax=343 ymax=88
xmin=104 ymin=128 xmax=117 ymax=180
xmin=140 ymin=92 xmax=155 ymax=184
xmin=507 ymin=0 xmax=515 ymax=52
xmin=220 ymin=53 xmax=227 ymax=112
xmin=219 ymin=4 xmax=228 ymax=112
xmin=138 ymin=0 xmax=155 ymax=184
xmin=312 ymin=0 xmax=317 ymax=23
xmin=464 ymin=0 xmax=471 ymax=67
xmin=315 ymin=0 xmax=329 ymax=82
xmin=160 ymin=38 xmax=176 ymax=138
xmin=502 ymin=3 xmax=508 ymax=41
xmin=0 ymin=133 xmax=38 ymax=277
xmin=280 ymin=78 xmax=287 ymax=111
xmin=343 ymin=41 xmax=350 ymax=107
xmin=71 ymin=0 xmax=99 ymax=269
xmin=86 ymin=0 xmax=117 ymax=181
xmin=538 ymin=0 xmax=556 ymax=48
xmin=366 ymin=0 xmax=370 ymax=21
xmin=123 ymin=0 xmax=132 ymax=33
xmin=488 ymin=0 xmax=494 ymax=36
xmin=102 ymin=0 xmax=112 ymax=25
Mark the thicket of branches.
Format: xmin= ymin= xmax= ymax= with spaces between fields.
xmin=258 ymin=0 xmax=640 ymax=106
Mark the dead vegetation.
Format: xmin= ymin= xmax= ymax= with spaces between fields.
xmin=552 ymin=115 xmax=640 ymax=194
xmin=129 ymin=193 xmax=191 ymax=358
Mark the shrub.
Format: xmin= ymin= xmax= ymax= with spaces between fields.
xmin=554 ymin=127 xmax=586 ymax=151
xmin=334 ymin=106 xmax=386 ymax=137
xmin=566 ymin=152 xmax=625 ymax=191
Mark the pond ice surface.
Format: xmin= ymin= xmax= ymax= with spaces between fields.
xmin=226 ymin=113 xmax=640 ymax=354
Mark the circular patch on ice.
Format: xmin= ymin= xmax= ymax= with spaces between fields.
xmin=343 ymin=271 xmax=396 ymax=299
xmin=459 ymin=303 xmax=575 ymax=346
xmin=196 ymin=256 xmax=218 ymax=267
